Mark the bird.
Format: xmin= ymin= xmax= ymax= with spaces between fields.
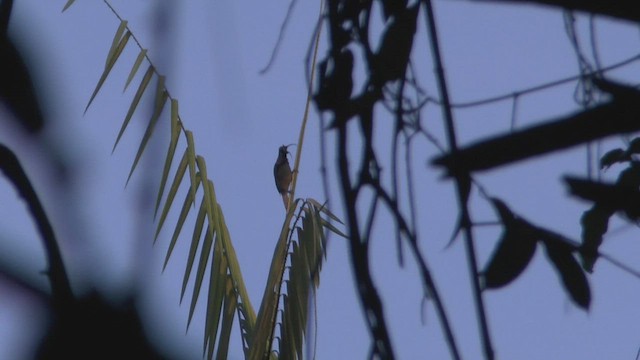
xmin=274 ymin=145 xmax=294 ymax=210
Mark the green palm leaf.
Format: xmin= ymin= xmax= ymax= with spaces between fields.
xmin=85 ymin=24 xmax=130 ymax=113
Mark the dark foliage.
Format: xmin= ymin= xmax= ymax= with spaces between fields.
xmin=37 ymin=292 xmax=163 ymax=359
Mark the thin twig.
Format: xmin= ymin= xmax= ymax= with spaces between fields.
xmin=337 ymin=124 xmax=396 ymax=359
xmin=443 ymin=52 xmax=640 ymax=109
xmin=392 ymin=78 xmax=406 ymax=266
xmin=367 ymin=180 xmax=461 ymax=360
xmin=0 ymin=144 xmax=74 ymax=308
xmin=259 ymin=0 xmax=298 ymax=74
xmin=421 ymin=1 xmax=494 ymax=359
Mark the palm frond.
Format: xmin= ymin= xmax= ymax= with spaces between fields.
xmin=77 ymin=12 xmax=258 ymax=358
xmin=72 ymin=4 xmax=337 ymax=358
xmin=85 ymin=22 xmax=130 ymax=113
xmin=248 ymin=199 xmax=343 ymax=359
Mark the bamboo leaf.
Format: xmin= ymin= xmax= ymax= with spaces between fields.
xmin=113 ymin=65 xmax=154 ymax=153
xmin=154 ymin=101 xmax=181 ymax=218
xmin=320 ymin=218 xmax=347 ymax=238
xmin=277 ymin=207 xmax=326 ymax=359
xmin=196 ymin=163 xmax=216 ymax=245
xmin=289 ymin=245 xmax=305 ymax=358
xmin=162 ymin=179 xmax=199 ymax=271
xmin=281 ymin=295 xmax=294 ymax=360
xmin=126 ymin=78 xmax=169 ymax=185
xmin=215 ymin=203 xmax=256 ymax=342
xmin=186 ymin=132 xmax=198 ymax=209
xmin=307 ymin=198 xmax=343 ymax=224
xmin=62 ymin=0 xmax=76 ymax=12
xmin=248 ymin=219 xmax=291 ymax=359
xmin=155 ymin=149 xmax=189 ymax=241
xmin=203 ymin=239 xmax=226 ymax=356
xmin=286 ymin=296 xmax=298 ymax=360
xmin=215 ymin=277 xmax=236 ymax=360
xmin=106 ymin=20 xmax=128 ymax=69
xmin=85 ymin=30 xmax=131 ymax=113
xmin=181 ymin=198 xmax=208 ymax=302
xmin=302 ymin=223 xmax=317 ymax=279
xmin=187 ymin=222 xmax=214 ymax=329
xmin=124 ymin=49 xmax=147 ymax=91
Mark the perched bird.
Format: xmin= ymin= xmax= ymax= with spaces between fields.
xmin=274 ymin=145 xmax=293 ymax=210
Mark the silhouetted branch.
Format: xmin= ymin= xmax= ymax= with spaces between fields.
xmin=367 ymin=179 xmax=462 ymax=360
xmin=337 ymin=121 xmax=396 ymax=359
xmin=0 ymin=144 xmax=73 ymax=308
xmin=421 ymin=1 xmax=494 ymax=359
xmin=443 ymin=52 xmax=640 ymax=109
xmin=478 ymin=0 xmax=640 ymax=23
xmin=260 ymin=0 xmax=298 ymax=74
xmin=433 ymin=86 xmax=640 ymax=174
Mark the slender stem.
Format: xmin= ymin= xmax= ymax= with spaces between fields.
xmin=0 ymin=145 xmax=74 ymax=308
xmin=337 ymin=125 xmax=396 ymax=359
xmin=421 ymin=1 xmax=494 ymax=359
xmin=368 ymin=180 xmax=461 ymax=360
xmin=288 ymin=0 xmax=324 ymax=210
xmin=446 ymin=52 xmax=640 ymax=109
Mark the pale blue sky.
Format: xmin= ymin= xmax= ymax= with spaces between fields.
xmin=1 ymin=1 xmax=640 ymax=359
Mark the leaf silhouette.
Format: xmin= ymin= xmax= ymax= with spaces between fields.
xmin=541 ymin=238 xmax=591 ymax=310
xmin=565 ymin=175 xmax=640 ymax=220
xmin=579 ymin=204 xmax=613 ymax=272
xmin=85 ymin=26 xmax=131 ymax=113
xmin=482 ymin=199 xmax=538 ymax=289
xmin=567 ymin=164 xmax=640 ymax=271
xmin=599 ymin=148 xmax=627 ymax=170
xmin=124 ymin=49 xmax=147 ymax=91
